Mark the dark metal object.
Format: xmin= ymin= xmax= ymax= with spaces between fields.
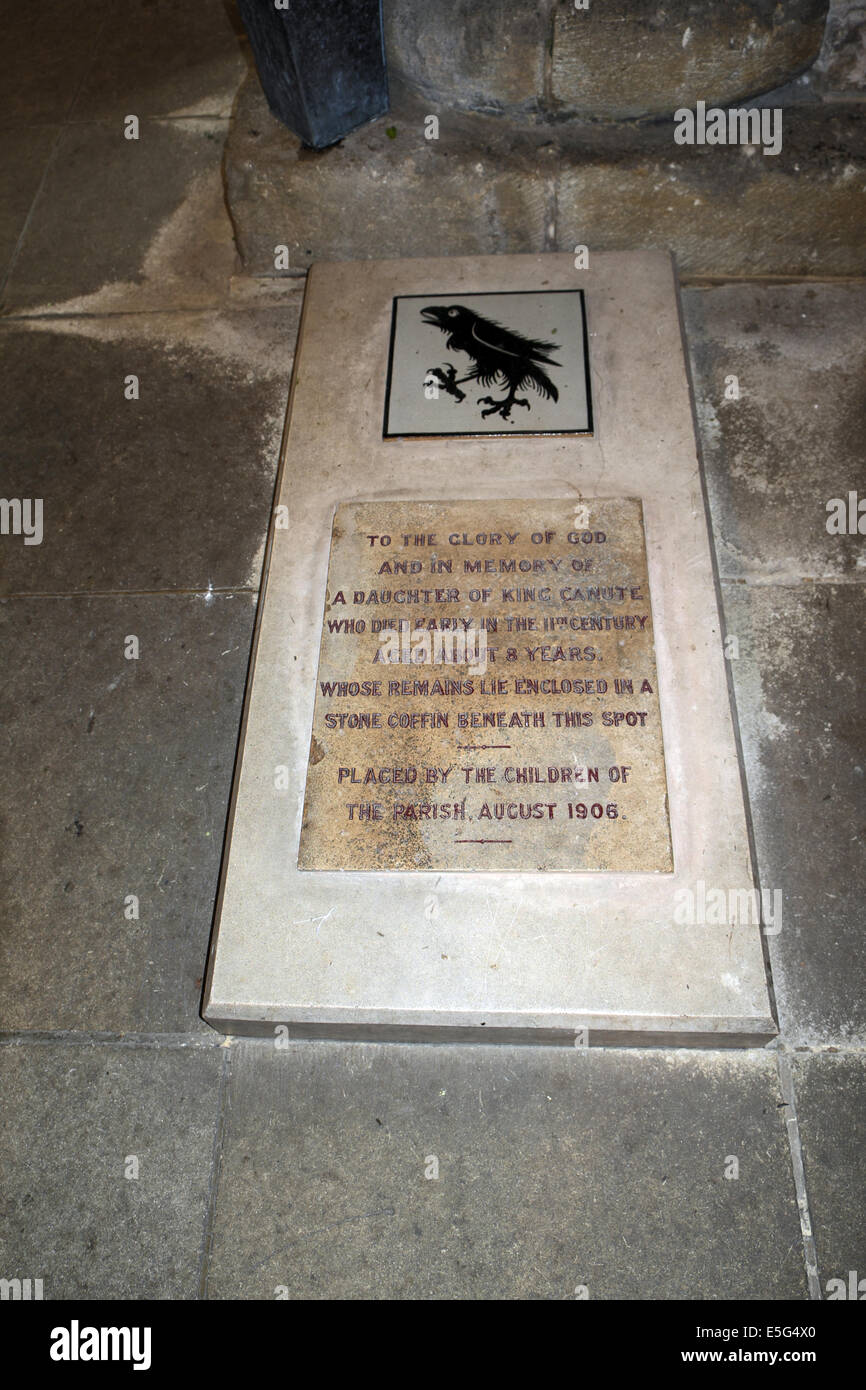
xmin=236 ymin=0 xmax=389 ymax=149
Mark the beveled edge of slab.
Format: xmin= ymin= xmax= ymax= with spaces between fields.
xmin=201 ymin=1010 xmax=777 ymax=1048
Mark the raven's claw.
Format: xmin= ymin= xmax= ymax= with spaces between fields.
xmin=424 ymin=364 xmax=465 ymax=402
xmin=477 ymin=394 xmax=531 ymax=421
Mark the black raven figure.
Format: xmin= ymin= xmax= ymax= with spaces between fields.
xmin=421 ymin=303 xmax=561 ymax=421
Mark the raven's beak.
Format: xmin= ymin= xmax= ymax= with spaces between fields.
xmin=420 ymin=306 xmax=447 ymax=327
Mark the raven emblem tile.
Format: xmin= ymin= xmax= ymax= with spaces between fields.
xmin=383 ymin=289 xmax=592 ymax=437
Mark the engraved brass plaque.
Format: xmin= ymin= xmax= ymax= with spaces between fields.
xmin=299 ymin=499 xmax=672 ymax=873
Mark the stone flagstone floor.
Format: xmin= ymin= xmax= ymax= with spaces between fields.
xmin=0 ymin=0 xmax=863 ymax=1299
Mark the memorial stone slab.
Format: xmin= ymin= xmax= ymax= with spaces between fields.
xmin=203 ymin=251 xmax=776 ymax=1046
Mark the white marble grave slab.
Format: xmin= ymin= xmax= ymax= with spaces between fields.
xmin=202 ymin=251 xmax=776 ymax=1046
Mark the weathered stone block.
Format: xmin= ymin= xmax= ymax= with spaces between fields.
xmin=383 ymin=0 xmax=830 ymax=121
xmin=551 ymin=0 xmax=831 ymax=119
xmin=225 ymin=80 xmax=553 ymax=273
xmin=816 ymin=0 xmax=866 ymax=92
xmin=554 ymin=106 xmax=866 ymax=278
xmin=384 ymin=0 xmax=548 ymax=116
xmin=225 ymin=76 xmax=866 ymax=279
